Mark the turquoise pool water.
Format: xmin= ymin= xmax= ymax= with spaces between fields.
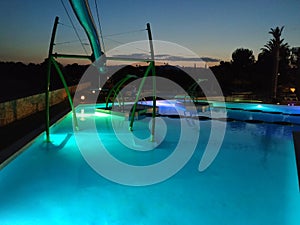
xmin=0 ymin=102 xmax=300 ymax=225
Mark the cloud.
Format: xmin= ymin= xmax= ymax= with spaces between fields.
xmin=109 ymin=53 xmax=220 ymax=62
xmin=200 ymin=57 xmax=220 ymax=62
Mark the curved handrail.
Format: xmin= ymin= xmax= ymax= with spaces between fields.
xmin=105 ymin=74 xmax=138 ymax=109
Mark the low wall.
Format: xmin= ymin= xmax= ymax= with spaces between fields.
xmin=0 ymin=82 xmax=90 ymax=127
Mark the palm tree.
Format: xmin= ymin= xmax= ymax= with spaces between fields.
xmin=261 ymin=26 xmax=289 ymax=100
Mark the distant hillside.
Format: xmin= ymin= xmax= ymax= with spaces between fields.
xmin=0 ymin=61 xmax=213 ymax=103
xmin=0 ymin=61 xmax=87 ymax=103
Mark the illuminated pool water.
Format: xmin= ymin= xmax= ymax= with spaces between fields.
xmin=0 ymin=102 xmax=300 ymax=225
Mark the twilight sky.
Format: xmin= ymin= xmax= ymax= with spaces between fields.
xmin=0 ymin=0 xmax=299 ymax=64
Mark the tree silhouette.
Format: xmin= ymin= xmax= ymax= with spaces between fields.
xmin=232 ymin=48 xmax=255 ymax=68
xmin=231 ymin=48 xmax=255 ymax=91
xmin=291 ymin=47 xmax=300 ymax=99
xmin=291 ymin=47 xmax=300 ymax=67
xmin=261 ymin=26 xmax=289 ymax=100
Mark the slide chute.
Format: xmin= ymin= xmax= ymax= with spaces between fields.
xmin=69 ymin=0 xmax=103 ymax=60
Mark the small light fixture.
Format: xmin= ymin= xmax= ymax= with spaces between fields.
xmin=290 ymin=87 xmax=296 ymax=93
xmin=92 ymin=90 xmax=96 ymax=94
xmin=80 ymin=95 xmax=85 ymax=101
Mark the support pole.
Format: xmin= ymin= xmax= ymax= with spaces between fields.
xmin=46 ymin=16 xmax=59 ymax=142
xmin=128 ymin=23 xmax=156 ymax=136
xmin=147 ymin=23 xmax=157 ymax=142
xmin=53 ymin=53 xmax=92 ymax=60
xmin=45 ymin=16 xmax=79 ymax=142
xmin=129 ymin=64 xmax=153 ymax=131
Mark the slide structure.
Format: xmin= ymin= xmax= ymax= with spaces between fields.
xmin=69 ymin=0 xmax=103 ymax=60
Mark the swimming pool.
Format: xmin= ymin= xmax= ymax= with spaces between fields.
xmin=0 ymin=102 xmax=300 ymax=225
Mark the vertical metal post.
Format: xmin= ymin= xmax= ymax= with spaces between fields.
xmin=129 ymin=65 xmax=153 ymax=131
xmin=147 ymin=23 xmax=156 ymax=142
xmin=128 ymin=23 xmax=156 ymax=133
xmin=46 ymin=16 xmax=80 ymax=142
xmin=46 ymin=16 xmax=59 ymax=142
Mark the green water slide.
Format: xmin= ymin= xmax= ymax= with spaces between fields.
xmin=69 ymin=0 xmax=103 ymax=60
xmin=46 ymin=1 xmax=105 ymax=142
xmin=67 ymin=1 xmax=156 ymax=137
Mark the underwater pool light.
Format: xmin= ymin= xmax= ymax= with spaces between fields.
xmin=94 ymin=111 xmax=111 ymax=117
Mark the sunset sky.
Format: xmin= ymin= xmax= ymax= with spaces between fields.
xmin=0 ymin=0 xmax=299 ymax=64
